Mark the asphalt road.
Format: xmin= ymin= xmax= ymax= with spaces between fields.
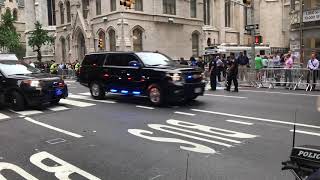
xmin=0 ymin=80 xmax=319 ymax=180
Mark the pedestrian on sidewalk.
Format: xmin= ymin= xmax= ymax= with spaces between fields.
xmin=283 ymin=53 xmax=293 ymax=88
xmin=209 ymin=55 xmax=217 ymax=91
xmin=237 ymin=52 xmax=249 ymax=82
xmin=179 ymin=57 xmax=188 ymax=65
xmin=307 ymin=53 xmax=319 ymax=91
xmin=255 ymin=55 xmax=263 ymax=81
xmin=197 ymin=56 xmax=205 ymax=71
xmin=216 ymin=56 xmax=224 ymax=82
xmin=225 ymin=54 xmax=239 ymax=92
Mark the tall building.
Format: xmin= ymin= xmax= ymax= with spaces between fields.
xmin=55 ymin=0 xmax=204 ymax=62
xmin=24 ymin=0 xmax=56 ymax=62
xmin=0 ymin=0 xmax=26 ymax=54
xmin=203 ymin=0 xmax=290 ymax=54
xmin=289 ymin=0 xmax=320 ymax=63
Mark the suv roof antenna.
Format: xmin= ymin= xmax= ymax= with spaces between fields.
xmin=292 ymin=110 xmax=297 ymax=148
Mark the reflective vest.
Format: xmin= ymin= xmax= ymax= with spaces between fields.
xmin=50 ymin=63 xmax=58 ymax=73
xmin=75 ymin=63 xmax=80 ymax=71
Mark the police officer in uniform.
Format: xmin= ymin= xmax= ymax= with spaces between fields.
xmin=225 ymin=54 xmax=239 ymax=92
xmin=209 ymin=55 xmax=217 ymax=91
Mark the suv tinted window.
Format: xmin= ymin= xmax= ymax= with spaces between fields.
xmin=82 ymin=54 xmax=106 ymax=66
xmin=105 ymin=54 xmax=137 ymax=66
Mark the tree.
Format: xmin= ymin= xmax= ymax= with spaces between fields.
xmin=0 ymin=10 xmax=21 ymax=53
xmin=28 ymin=21 xmax=54 ymax=62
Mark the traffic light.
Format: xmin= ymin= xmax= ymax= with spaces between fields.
xmin=255 ymin=35 xmax=263 ymax=44
xmin=243 ymin=0 xmax=252 ymax=5
xmin=120 ymin=0 xmax=133 ymax=8
xmin=98 ymin=39 xmax=104 ymax=49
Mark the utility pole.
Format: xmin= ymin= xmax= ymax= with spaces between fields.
xmin=299 ymin=0 xmax=304 ymax=64
xmin=250 ymin=1 xmax=256 ymax=68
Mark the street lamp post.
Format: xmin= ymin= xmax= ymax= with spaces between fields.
xmin=250 ymin=1 xmax=256 ymax=68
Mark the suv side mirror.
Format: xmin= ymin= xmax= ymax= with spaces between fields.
xmin=129 ymin=61 xmax=142 ymax=68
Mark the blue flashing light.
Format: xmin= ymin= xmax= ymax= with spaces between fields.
xmin=132 ymin=91 xmax=141 ymax=95
xmin=110 ymin=89 xmax=117 ymax=93
xmin=187 ymin=75 xmax=193 ymax=79
xmin=121 ymin=90 xmax=129 ymax=94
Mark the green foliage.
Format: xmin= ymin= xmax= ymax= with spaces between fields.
xmin=28 ymin=21 xmax=55 ymax=62
xmin=0 ymin=10 xmax=21 ymax=53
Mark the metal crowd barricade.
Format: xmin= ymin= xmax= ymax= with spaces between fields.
xmin=57 ymin=69 xmax=76 ymax=80
xmin=256 ymin=68 xmax=320 ymax=91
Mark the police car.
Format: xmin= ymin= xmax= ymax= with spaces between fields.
xmin=0 ymin=54 xmax=68 ymax=111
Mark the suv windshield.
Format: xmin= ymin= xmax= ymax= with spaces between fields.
xmin=136 ymin=52 xmax=175 ymax=66
xmin=0 ymin=60 xmax=40 ymax=76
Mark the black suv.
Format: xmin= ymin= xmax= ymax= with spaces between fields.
xmin=0 ymin=55 xmax=68 ymax=111
xmin=79 ymin=52 xmax=205 ymax=105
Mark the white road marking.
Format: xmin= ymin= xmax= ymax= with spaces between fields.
xmin=241 ymin=89 xmax=320 ymax=97
xmin=68 ymin=94 xmax=116 ymax=104
xmin=226 ymin=120 xmax=254 ymax=125
xmin=0 ymin=113 xmax=10 ymax=120
xmin=191 ymin=109 xmax=320 ymax=129
xmin=79 ymin=92 xmax=91 ymax=96
xmin=11 ymin=110 xmax=43 ymax=116
xmin=205 ymin=94 xmax=248 ymax=99
xmin=46 ymin=138 xmax=66 ymax=145
xmin=174 ymin=111 xmax=196 ymax=116
xmin=150 ymin=175 xmax=162 ymax=180
xmin=24 ymin=117 xmax=83 ymax=138
xmin=47 ymin=106 xmax=70 ymax=111
xmin=59 ymin=99 xmax=95 ymax=107
xmin=290 ymin=129 xmax=320 ymax=137
xmin=136 ymin=105 xmax=155 ymax=110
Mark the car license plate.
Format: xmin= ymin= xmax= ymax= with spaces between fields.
xmin=55 ymin=88 xmax=63 ymax=96
xmin=194 ymin=87 xmax=202 ymax=93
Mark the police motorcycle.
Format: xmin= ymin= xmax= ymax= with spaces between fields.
xmin=282 ymin=106 xmax=320 ymax=180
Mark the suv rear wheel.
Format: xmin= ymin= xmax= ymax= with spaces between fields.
xmin=148 ymin=84 xmax=164 ymax=106
xmin=11 ymin=91 xmax=25 ymax=111
xmin=90 ymin=82 xmax=105 ymax=100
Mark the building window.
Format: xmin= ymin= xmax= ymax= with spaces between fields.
xmin=111 ymin=0 xmax=116 ymax=12
xmin=290 ymin=0 xmax=295 ymax=10
xmin=96 ymin=0 xmax=101 ymax=15
xmin=66 ymin=1 xmax=71 ymax=23
xmin=47 ymin=0 xmax=56 ymax=26
xmin=244 ymin=7 xmax=248 ymax=26
xmin=98 ymin=31 xmax=106 ymax=51
xmin=61 ymin=37 xmax=66 ymax=62
xmin=66 ymin=36 xmax=71 ymax=53
xmin=82 ymin=0 xmax=89 ymax=19
xmin=13 ymin=9 xmax=18 ymax=21
xmin=225 ymin=0 xmax=231 ymax=27
xmin=163 ymin=0 xmax=176 ymax=15
xmin=190 ymin=0 xmax=196 ymax=18
xmin=135 ymin=0 xmax=143 ymax=11
xmin=59 ymin=3 xmax=64 ymax=24
xmin=192 ymin=32 xmax=199 ymax=57
xmin=133 ymin=28 xmax=143 ymax=52
xmin=109 ymin=29 xmax=116 ymax=51
xmin=203 ymin=0 xmax=210 ymax=25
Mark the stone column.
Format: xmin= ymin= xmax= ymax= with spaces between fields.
xmin=25 ymin=0 xmax=36 ymax=57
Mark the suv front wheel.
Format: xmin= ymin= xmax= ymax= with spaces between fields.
xmin=11 ymin=91 xmax=25 ymax=111
xmin=90 ymin=82 xmax=105 ymax=100
xmin=148 ymin=84 xmax=164 ymax=106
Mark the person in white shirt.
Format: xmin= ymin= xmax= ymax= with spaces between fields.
xmin=307 ymin=53 xmax=319 ymax=90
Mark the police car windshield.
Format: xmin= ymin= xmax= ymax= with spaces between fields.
xmin=136 ymin=52 xmax=174 ymax=66
xmin=0 ymin=60 xmax=40 ymax=76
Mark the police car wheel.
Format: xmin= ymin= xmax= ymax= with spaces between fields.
xmin=148 ymin=84 xmax=163 ymax=106
xmin=11 ymin=91 xmax=25 ymax=111
xmin=90 ymin=82 xmax=105 ymax=100
xmin=51 ymin=99 xmax=60 ymax=105
xmin=185 ymin=95 xmax=198 ymax=102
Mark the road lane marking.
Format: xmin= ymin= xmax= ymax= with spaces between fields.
xmin=47 ymin=106 xmax=70 ymax=111
xmin=290 ymin=129 xmax=320 ymax=137
xmin=46 ymin=138 xmax=66 ymax=145
xmin=241 ymin=89 xmax=320 ymax=97
xmin=59 ymin=99 xmax=95 ymax=107
xmin=191 ymin=109 xmax=320 ymax=129
xmin=24 ymin=117 xmax=83 ymax=138
xmin=174 ymin=111 xmax=196 ymax=116
xmin=79 ymin=92 xmax=91 ymax=96
xmin=0 ymin=113 xmax=10 ymax=120
xmin=136 ymin=105 xmax=155 ymax=110
xmin=68 ymin=94 xmax=116 ymax=104
xmin=205 ymin=94 xmax=248 ymax=99
xmin=11 ymin=110 xmax=43 ymax=116
xmin=226 ymin=120 xmax=254 ymax=125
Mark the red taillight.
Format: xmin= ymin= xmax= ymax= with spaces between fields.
xmin=58 ymin=82 xmax=65 ymax=88
xmin=128 ymin=77 xmax=132 ymax=81
xmin=103 ymin=74 xmax=109 ymax=78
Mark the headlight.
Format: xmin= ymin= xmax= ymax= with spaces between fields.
xmin=23 ymin=80 xmax=41 ymax=88
xmin=167 ymin=73 xmax=182 ymax=82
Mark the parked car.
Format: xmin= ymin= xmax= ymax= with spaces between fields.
xmin=0 ymin=54 xmax=68 ymax=111
xmin=79 ymin=51 xmax=205 ymax=105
